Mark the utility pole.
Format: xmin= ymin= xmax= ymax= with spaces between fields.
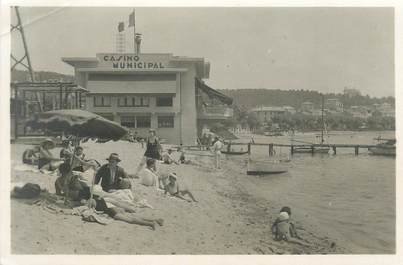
xmin=11 ymin=6 xmax=43 ymax=112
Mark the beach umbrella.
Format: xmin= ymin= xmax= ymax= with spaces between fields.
xmin=27 ymin=109 xmax=128 ymax=141
xmin=27 ymin=109 xmax=130 ymax=206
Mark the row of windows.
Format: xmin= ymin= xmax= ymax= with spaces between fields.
xmin=120 ymin=115 xmax=174 ymax=128
xmin=93 ymin=96 xmax=173 ymax=107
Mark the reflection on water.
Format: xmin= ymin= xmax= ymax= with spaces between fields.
xmin=236 ymin=131 xmax=395 ymax=253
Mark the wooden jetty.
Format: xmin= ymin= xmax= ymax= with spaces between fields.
xmin=183 ymin=142 xmax=380 ymax=156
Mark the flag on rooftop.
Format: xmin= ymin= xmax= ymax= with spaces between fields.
xmin=128 ymin=11 xmax=135 ymax=27
xmin=118 ymin=22 xmax=124 ymax=32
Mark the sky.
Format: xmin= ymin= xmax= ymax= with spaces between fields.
xmin=10 ymin=7 xmax=395 ymax=97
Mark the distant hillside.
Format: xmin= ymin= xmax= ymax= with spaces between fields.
xmin=11 ymin=69 xmax=74 ymax=83
xmin=218 ymin=88 xmax=395 ymax=110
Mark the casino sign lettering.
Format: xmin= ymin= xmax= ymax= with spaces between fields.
xmin=103 ymin=55 xmax=165 ymax=69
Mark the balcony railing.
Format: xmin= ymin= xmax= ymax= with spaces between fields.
xmin=198 ymin=106 xmax=233 ymax=120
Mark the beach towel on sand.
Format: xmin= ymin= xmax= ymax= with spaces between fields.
xmin=92 ymin=185 xmax=153 ymax=209
xmin=72 ymin=206 xmax=111 ymax=225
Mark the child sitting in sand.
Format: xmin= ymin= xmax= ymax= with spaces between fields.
xmin=271 ymin=206 xmax=300 ymax=241
xmin=162 ymin=149 xmax=179 ymax=165
xmin=164 ymin=173 xmax=198 ymax=202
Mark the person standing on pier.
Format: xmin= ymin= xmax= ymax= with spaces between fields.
xmin=211 ymin=136 xmax=224 ymax=169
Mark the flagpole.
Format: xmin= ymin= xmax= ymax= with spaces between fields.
xmin=133 ymin=8 xmax=136 ymax=54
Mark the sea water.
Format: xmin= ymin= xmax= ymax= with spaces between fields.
xmin=235 ymin=131 xmax=395 ymax=253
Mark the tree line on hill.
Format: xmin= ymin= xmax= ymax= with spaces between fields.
xmin=11 ymin=69 xmax=74 ymax=83
xmin=219 ymin=88 xmax=395 ymax=110
xmin=222 ymin=108 xmax=395 ymax=132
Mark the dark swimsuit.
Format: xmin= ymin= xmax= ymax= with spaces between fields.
xmin=38 ymin=158 xmax=52 ymax=170
xmin=144 ymin=138 xmax=160 ymax=160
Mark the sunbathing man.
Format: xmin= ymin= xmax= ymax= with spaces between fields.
xmin=86 ymin=197 xmax=164 ymax=230
xmin=164 ymin=173 xmax=198 ymax=202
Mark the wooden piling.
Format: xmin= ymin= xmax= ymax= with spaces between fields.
xmin=269 ymin=143 xmax=274 ymax=156
xmin=332 ymin=145 xmax=337 ymax=155
xmin=311 ymin=145 xmax=314 ymax=155
xmin=248 ymin=143 xmax=251 ymax=155
xmin=291 ymin=145 xmax=294 ymax=155
xmin=355 ymin=146 xmax=359 ymax=155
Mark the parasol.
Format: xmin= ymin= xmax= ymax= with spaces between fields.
xmin=27 ymin=109 xmax=130 ymax=206
xmin=27 ymin=109 xmax=128 ymax=141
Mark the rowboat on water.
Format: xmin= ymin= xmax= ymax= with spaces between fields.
xmin=246 ymin=159 xmax=288 ymax=175
xmin=368 ymin=138 xmax=396 ymax=156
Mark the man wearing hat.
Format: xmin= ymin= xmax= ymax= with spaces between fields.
xmin=94 ymin=153 xmax=131 ymax=192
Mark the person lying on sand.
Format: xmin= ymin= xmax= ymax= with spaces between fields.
xmin=85 ymin=197 xmax=164 ymax=230
xmin=38 ymin=138 xmax=64 ymax=172
xmin=22 ymin=145 xmax=40 ymax=165
xmin=164 ymin=173 xmax=198 ymax=202
xmin=271 ymin=206 xmax=301 ymax=241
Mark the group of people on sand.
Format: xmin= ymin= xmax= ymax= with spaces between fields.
xmin=19 ymin=129 xmax=198 ymax=230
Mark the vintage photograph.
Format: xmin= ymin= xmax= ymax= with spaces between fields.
xmin=7 ymin=6 xmax=395 ymax=255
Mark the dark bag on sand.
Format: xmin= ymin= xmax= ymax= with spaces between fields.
xmin=12 ymin=183 xmax=41 ymax=199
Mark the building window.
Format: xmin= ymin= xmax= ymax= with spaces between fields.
xmin=136 ymin=116 xmax=151 ymax=128
xmin=158 ymin=116 xmax=174 ymax=128
xmin=120 ymin=116 xmax=136 ymax=128
xmin=134 ymin=97 xmax=150 ymax=107
xmin=94 ymin=96 xmax=111 ymax=107
xmin=156 ymin=96 xmax=173 ymax=107
xmin=118 ymin=97 xmax=133 ymax=107
xmin=117 ymin=96 xmax=149 ymax=107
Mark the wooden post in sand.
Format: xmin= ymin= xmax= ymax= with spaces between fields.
xmin=247 ymin=143 xmax=251 ymax=155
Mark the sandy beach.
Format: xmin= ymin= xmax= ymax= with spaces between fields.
xmin=10 ymin=141 xmax=344 ymax=254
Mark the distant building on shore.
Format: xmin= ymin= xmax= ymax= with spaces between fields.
xmin=325 ymin=98 xmax=343 ymax=112
xmin=347 ymin=105 xmax=371 ymax=119
xmin=373 ymin=102 xmax=395 ymax=118
xmin=249 ymin=106 xmax=295 ymax=124
xmin=301 ymin=101 xmax=314 ymax=112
